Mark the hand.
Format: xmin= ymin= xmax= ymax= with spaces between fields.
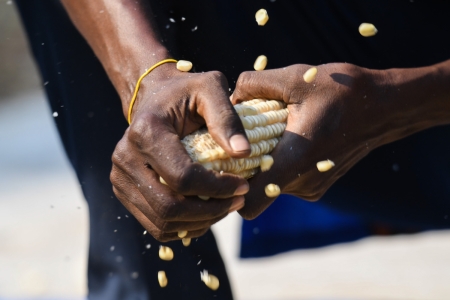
xmin=231 ymin=63 xmax=393 ymax=219
xmin=111 ymin=65 xmax=251 ymax=241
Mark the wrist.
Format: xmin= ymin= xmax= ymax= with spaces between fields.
xmin=375 ymin=61 xmax=450 ymax=145
xmin=111 ymin=49 xmax=179 ymax=118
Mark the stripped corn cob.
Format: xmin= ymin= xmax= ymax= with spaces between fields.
xmin=181 ymin=100 xmax=288 ymax=178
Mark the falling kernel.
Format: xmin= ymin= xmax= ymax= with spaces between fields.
xmin=316 ymin=159 xmax=335 ymax=172
xmin=359 ymin=23 xmax=378 ymax=37
xmin=255 ymin=9 xmax=269 ymax=26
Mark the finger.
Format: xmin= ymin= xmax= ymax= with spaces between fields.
xmin=111 ymin=157 xmax=245 ymax=221
xmin=231 ymin=65 xmax=313 ymax=104
xmin=196 ymin=71 xmax=251 ymax=158
xmin=111 ymin=173 xmax=224 ymax=241
xmin=126 ymin=117 xmax=249 ymax=198
xmin=114 ymin=182 xmax=230 ymax=233
xmin=121 ymin=199 xmax=209 ymax=242
xmin=237 ymin=130 xmax=313 ymax=220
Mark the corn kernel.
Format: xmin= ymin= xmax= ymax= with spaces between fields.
xmin=159 ymin=246 xmax=174 ymax=261
xmin=178 ymin=230 xmax=188 ymax=238
xmin=255 ymin=9 xmax=269 ymax=26
xmin=182 ymin=237 xmax=191 ymax=247
xmin=200 ymin=270 xmax=220 ymax=290
xmin=260 ymin=155 xmax=274 ymax=172
xmin=254 ymin=55 xmax=268 ymax=71
xmin=265 ymin=183 xmax=280 ymax=197
xmin=303 ymin=67 xmax=318 ymax=83
xmin=316 ymin=159 xmax=335 ymax=172
xmin=176 ymin=60 xmax=193 ymax=72
xmin=159 ymin=176 xmax=168 ymax=185
xmin=158 ymin=271 xmax=168 ymax=287
xmin=359 ymin=23 xmax=377 ymax=37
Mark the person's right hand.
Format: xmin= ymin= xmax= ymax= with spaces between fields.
xmin=110 ymin=64 xmax=250 ymax=242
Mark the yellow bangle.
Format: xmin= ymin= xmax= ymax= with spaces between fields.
xmin=127 ymin=58 xmax=178 ymax=124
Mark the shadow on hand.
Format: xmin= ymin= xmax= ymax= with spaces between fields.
xmin=330 ymin=73 xmax=353 ymax=88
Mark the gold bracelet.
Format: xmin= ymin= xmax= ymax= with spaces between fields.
xmin=127 ymin=58 xmax=178 ymax=124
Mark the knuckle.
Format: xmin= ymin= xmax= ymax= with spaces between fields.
xmin=111 ymin=139 xmax=129 ymax=166
xmin=291 ymin=64 xmax=304 ymax=73
xmin=110 ymin=172 xmax=120 ymax=188
xmin=153 ymin=218 xmax=171 ymax=232
xmin=128 ymin=119 xmax=147 ymax=149
xmin=205 ymin=70 xmax=226 ymax=84
xmin=152 ymin=230 xmax=168 ymax=242
xmin=109 ymin=168 xmax=129 ymax=191
xmin=158 ymin=200 xmax=181 ymax=221
xmin=170 ymin=166 xmax=196 ymax=194
xmin=235 ymin=71 xmax=254 ymax=90
xmin=111 ymin=185 xmax=121 ymax=199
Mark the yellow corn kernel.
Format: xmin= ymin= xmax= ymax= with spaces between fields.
xmin=159 ymin=246 xmax=174 ymax=261
xmin=159 ymin=176 xmax=168 ymax=185
xmin=182 ymin=237 xmax=191 ymax=247
xmin=158 ymin=271 xmax=168 ymax=287
xmin=255 ymin=9 xmax=269 ymax=26
xmin=241 ymin=108 xmax=288 ymax=130
xmin=245 ymin=122 xmax=286 ymax=143
xmin=359 ymin=23 xmax=377 ymax=37
xmin=254 ymin=55 xmax=268 ymax=71
xmin=178 ymin=230 xmax=188 ymax=238
xmin=236 ymin=168 xmax=258 ymax=179
xmin=260 ymin=155 xmax=274 ymax=172
xmin=316 ymin=159 xmax=335 ymax=172
xmin=176 ymin=60 xmax=193 ymax=72
xmin=265 ymin=183 xmax=280 ymax=197
xmin=303 ymin=67 xmax=318 ymax=83
xmin=200 ymin=270 xmax=220 ymax=290
xmin=235 ymin=105 xmax=258 ymax=117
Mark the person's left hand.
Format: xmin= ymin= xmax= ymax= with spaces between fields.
xmin=231 ymin=63 xmax=395 ymax=219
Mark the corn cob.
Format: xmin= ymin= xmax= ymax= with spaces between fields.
xmin=181 ymin=100 xmax=288 ymax=179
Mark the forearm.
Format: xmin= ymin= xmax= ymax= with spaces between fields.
xmin=61 ymin=0 xmax=172 ymax=115
xmin=378 ymin=59 xmax=450 ymax=145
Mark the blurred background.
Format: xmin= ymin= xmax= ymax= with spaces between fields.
xmin=1 ymin=1 xmax=450 ymax=299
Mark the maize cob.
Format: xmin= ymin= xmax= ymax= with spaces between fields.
xmin=181 ymin=100 xmax=288 ymax=179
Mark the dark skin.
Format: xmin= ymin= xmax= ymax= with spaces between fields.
xmin=61 ymin=0 xmax=450 ymax=240
xmin=231 ymin=62 xmax=450 ymax=219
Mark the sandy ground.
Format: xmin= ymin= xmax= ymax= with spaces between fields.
xmin=1 ymin=3 xmax=450 ymax=300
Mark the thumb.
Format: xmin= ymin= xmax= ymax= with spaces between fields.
xmin=197 ymin=73 xmax=251 ymax=158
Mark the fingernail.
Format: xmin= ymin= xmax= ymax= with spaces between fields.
xmin=230 ymin=134 xmax=250 ymax=153
xmin=229 ymin=196 xmax=245 ymax=213
xmin=234 ymin=183 xmax=249 ymax=196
